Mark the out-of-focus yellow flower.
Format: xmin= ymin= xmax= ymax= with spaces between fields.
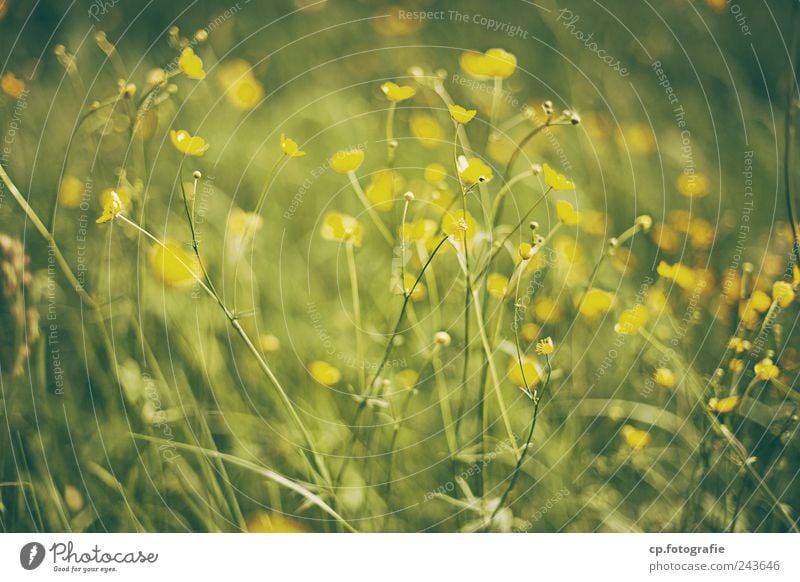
xmin=1 ymin=71 xmax=25 ymax=98
xmin=95 ymin=190 xmax=125 ymax=224
xmin=535 ymin=336 xmax=554 ymax=356
xmin=614 ymin=304 xmax=648 ymax=335
xmin=150 ymin=240 xmax=200 ymax=287
xmin=330 ymin=149 xmax=365 ymax=173
xmin=366 ymin=169 xmax=402 ymax=212
xmin=654 ymin=368 xmax=675 ymax=388
xmin=380 ymin=81 xmax=416 ymax=102
xmin=486 ymin=272 xmax=509 ymax=299
xmin=227 ymin=207 xmax=263 ymax=238
xmin=543 ymin=163 xmax=575 ymax=191
xmin=320 ymin=212 xmax=363 ymax=246
xmin=577 ymin=288 xmax=615 ymax=320
xmin=727 ymin=337 xmax=752 ymax=353
xmin=460 ymin=48 xmax=517 ymax=80
xmin=729 ymin=358 xmax=745 ymax=373
xmin=688 ymin=219 xmax=715 ymax=249
xmin=100 ymin=186 xmax=131 ymax=210
xmin=532 ymin=296 xmax=563 ymax=323
xmin=441 ymin=209 xmax=479 ymax=241
xmin=521 ymin=322 xmax=540 ymax=343
xmin=668 ymin=210 xmax=692 ymax=232
xmin=396 ymin=273 xmax=426 ymax=301
xmin=708 ymin=395 xmax=739 ymax=414
xmin=677 ymin=172 xmax=710 ymax=198
xmin=622 ymin=425 xmax=651 ymax=449
xmin=399 ymin=218 xmax=438 ymax=242
xmin=448 ymin=104 xmax=477 ymax=124
xmin=58 ymin=175 xmax=84 ymax=208
xmin=410 ymin=112 xmax=443 ymax=147
xmin=246 ymin=511 xmax=308 ymax=533
xmin=170 ymin=129 xmax=209 ymax=156
xmin=395 ymin=369 xmax=419 ymax=389
xmin=749 ymin=290 xmax=772 ymax=312
xmin=178 ymin=47 xmax=206 ymax=80
xmin=556 ymin=200 xmax=582 ymax=225
xmin=657 ymin=261 xmax=697 ymax=290
xmin=424 ymin=163 xmax=447 ymax=184
xmin=259 ymin=334 xmax=280 ymax=353
xmin=429 ymin=188 xmax=454 ymax=212
xmin=458 ymin=157 xmax=493 ymax=185
xmin=581 ymin=211 xmax=607 ymax=236
xmin=216 ymin=59 xmax=264 ymax=111
xmin=754 ymin=358 xmax=779 ymax=381
xmin=309 ymin=360 xmax=341 ymax=386
xmin=651 ymin=223 xmax=679 ymax=253
xmin=772 ymin=281 xmax=795 ymax=308
xmin=508 ymin=356 xmax=541 ymax=387
xmin=280 ymin=133 xmax=305 ymax=157
xmin=616 ymin=123 xmax=655 ymax=154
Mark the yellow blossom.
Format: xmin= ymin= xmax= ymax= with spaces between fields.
xmin=507 ymin=357 xmax=541 ymax=387
xmin=95 ymin=190 xmax=125 ymax=224
xmin=577 ymin=288 xmax=615 ymax=320
xmin=309 ymin=361 xmax=341 ymax=386
xmin=754 ymin=358 xmax=779 ymax=381
xmin=441 ymin=209 xmax=479 ymax=241
xmin=448 ymin=104 xmax=477 ymax=124
xmin=246 ymin=512 xmax=308 ymax=533
xmin=410 ymin=112 xmax=443 ymax=147
xmin=227 ymin=208 xmax=263 ymax=238
xmin=729 ymin=358 xmax=745 ymax=374
xmin=521 ymin=323 xmax=540 ymax=343
xmin=749 ymin=290 xmax=771 ymax=312
xmin=259 ymin=334 xmax=280 ymax=353
xmin=216 ymin=59 xmax=264 ymax=111
xmin=556 ymin=200 xmax=582 ymax=225
xmin=459 ymin=157 xmax=493 ymax=185
xmin=424 ymin=163 xmax=448 ymax=184
xmin=657 ymin=261 xmax=697 ymax=290
xmin=535 ymin=336 xmax=555 ymax=356
xmin=772 ymin=281 xmax=795 ymax=308
xmin=366 ymin=169 xmax=402 ymax=212
xmin=614 ymin=304 xmax=648 ymax=335
xmin=1 ymin=71 xmax=25 ymax=98
xmin=654 ymin=368 xmax=676 ymax=388
xmin=380 ymin=81 xmax=416 ymax=102
xmin=329 ymin=149 xmax=365 ymax=173
xmin=320 ymin=212 xmax=364 ymax=246
xmin=543 ymin=163 xmax=575 ymax=191
xmin=58 ymin=175 xmax=84 ymax=208
xmin=486 ymin=272 xmax=509 ymax=299
xmin=622 ymin=425 xmax=652 ymax=449
xmin=178 ymin=47 xmax=206 ymax=80
xmin=460 ymin=48 xmax=517 ymax=80
xmin=708 ymin=395 xmax=739 ymax=414
xmin=677 ymin=172 xmax=710 ymax=198
xmin=395 ymin=369 xmax=419 ymax=389
xmin=280 ymin=133 xmax=305 ymax=157
xmin=396 ymin=273 xmax=426 ymax=301
xmin=533 ymin=296 xmax=563 ymax=323
xmin=399 ymin=218 xmax=437 ymax=242
xmin=170 ymin=129 xmax=209 ymax=156
xmin=149 ymin=241 xmax=200 ymax=287
xmin=651 ymin=223 xmax=680 ymax=253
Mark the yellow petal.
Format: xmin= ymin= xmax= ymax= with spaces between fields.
xmin=320 ymin=212 xmax=363 ymax=246
xmin=178 ymin=47 xmax=206 ymax=80
xmin=280 ymin=133 xmax=305 ymax=157
xmin=380 ymin=81 xmax=416 ymax=102
xmin=556 ymin=200 xmax=582 ymax=225
xmin=543 ymin=163 xmax=575 ymax=191
xmin=448 ymin=104 xmax=477 ymax=124
xmin=309 ymin=361 xmax=341 ymax=386
xmin=150 ymin=241 xmax=200 ymax=287
xmin=330 ymin=149 xmax=365 ymax=173
xmin=459 ymin=157 xmax=493 ymax=185
xmin=170 ymin=129 xmax=209 ymax=156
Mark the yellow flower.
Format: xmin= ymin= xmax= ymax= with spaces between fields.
xmin=556 ymin=200 xmax=582 ymax=225
xmin=654 ymin=368 xmax=676 ymax=388
xmin=410 ymin=112 xmax=443 ymax=147
xmin=614 ymin=304 xmax=648 ymax=335
xmin=278 ymin=133 xmax=305 ymax=158
xmin=95 ymin=190 xmax=125 ymax=224
xmin=577 ymin=288 xmax=615 ymax=320
xmin=486 ymin=272 xmax=509 ymax=299
xmin=521 ymin=323 xmax=540 ymax=343
xmin=532 ymin=296 xmax=563 ymax=323
xmin=459 ymin=48 xmax=517 ymax=80
xmin=727 ymin=337 xmax=752 ymax=353
xmin=424 ymin=163 xmax=448 ymax=184
xmin=749 ymin=290 xmax=771 ymax=312
xmin=651 ymin=223 xmax=679 ymax=253
xmin=1 ymin=71 xmax=25 ymax=98
xmin=246 ymin=511 xmax=308 ymax=533
xmin=535 ymin=336 xmax=555 ymax=356
xmin=688 ymin=219 xmax=715 ymax=249
xmin=754 ymin=358 xmax=779 ymax=381
xmin=150 ymin=241 xmax=200 ymax=287
xmin=729 ymin=358 xmax=745 ymax=374
xmin=508 ymin=357 xmax=541 ymax=387
xmin=216 ymin=59 xmax=264 ymax=111
xmin=380 ymin=81 xmax=416 ymax=102
xmin=441 ymin=210 xmax=479 ymax=240
xmin=543 ymin=163 xmax=575 ymax=191
xmin=448 ymin=104 xmax=477 ymax=124
xmin=708 ymin=395 xmax=739 ymax=414
xmin=622 ymin=425 xmax=652 ymax=450
xmin=657 ymin=261 xmax=697 ymax=290
xmin=459 ymin=157 xmax=493 ymax=185
xmin=178 ymin=47 xmax=206 ymax=80
xmin=395 ymin=369 xmax=419 ymax=389
xmin=399 ymin=218 xmax=438 ymax=242
xmin=320 ymin=212 xmax=364 ymax=246
xmin=170 ymin=129 xmax=209 ymax=156
xmin=329 ymin=149 xmax=364 ymax=173
xmin=366 ymin=169 xmax=402 ymax=212
xmin=676 ymin=172 xmax=710 ymax=198
xmin=227 ymin=207 xmax=263 ymax=238
xmin=309 ymin=361 xmax=341 ymax=386
xmin=772 ymin=281 xmax=795 ymax=308
xmin=258 ymin=334 xmax=280 ymax=353
xmin=396 ymin=273 xmax=426 ymax=301
xmin=58 ymin=175 xmax=84 ymax=208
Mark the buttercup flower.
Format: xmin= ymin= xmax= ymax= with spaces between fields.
xmin=170 ymin=129 xmax=209 ymax=156
xmin=543 ymin=163 xmax=575 ymax=191
xmin=329 ymin=149 xmax=365 ymax=173
xmin=508 ymin=356 xmax=541 ymax=387
xmin=458 ymin=157 xmax=493 ymax=185
xmin=657 ymin=261 xmax=697 ymax=290
xmin=309 ymin=361 xmax=341 ymax=386
xmin=577 ymin=288 xmax=615 ymax=320
xmin=521 ymin=323 xmax=540 ymax=343
xmin=754 ymin=358 xmax=779 ymax=381
xmin=95 ymin=190 xmax=125 ymax=224
xmin=258 ymin=334 xmax=280 ymax=353
xmin=150 ymin=240 xmax=200 ymax=287
xmin=749 ymin=290 xmax=771 ymax=312
xmin=398 ymin=219 xmax=438 ymax=242
xmin=424 ymin=163 xmax=448 ymax=184
xmin=178 ymin=47 xmax=206 ymax=80
xmin=533 ymin=296 xmax=563 ymax=323
xmin=410 ymin=112 xmax=443 ymax=147
xmin=486 ymin=273 xmax=509 ymax=299
xmin=677 ymin=172 xmax=710 ymax=198
xmin=622 ymin=425 xmax=652 ymax=450
xmin=772 ymin=281 xmax=795 ymax=308
xmin=460 ymin=48 xmax=517 ymax=80
xmin=535 ymin=336 xmax=555 ymax=356
xmin=395 ymin=369 xmax=419 ymax=389
xmin=441 ymin=209 xmax=479 ymax=240
xmin=280 ymin=133 xmax=306 ymax=157
xmin=1 ymin=72 xmax=25 ymax=98
xmin=396 ymin=273 xmax=426 ymax=301
xmin=654 ymin=368 xmax=676 ymax=388
xmin=380 ymin=81 xmax=416 ymax=102
xmin=614 ymin=304 xmax=648 ymax=335
xmin=556 ymin=200 xmax=582 ymax=225
xmin=320 ymin=212 xmax=364 ymax=246
xmin=58 ymin=175 xmax=84 ymax=208
xmin=448 ymin=104 xmax=477 ymax=124
xmin=217 ymin=59 xmax=264 ymax=111
xmin=708 ymin=395 xmax=739 ymax=414
xmin=366 ymin=169 xmax=402 ymax=212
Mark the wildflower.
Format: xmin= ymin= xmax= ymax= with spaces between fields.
xmin=556 ymin=200 xmax=582 ymax=225
xmin=749 ymin=290 xmax=771 ymax=312
xmin=577 ymin=288 xmax=615 ymax=321
xmin=216 ymin=59 xmax=264 ymax=111
xmin=688 ymin=219 xmax=715 ymax=249
xmin=441 ymin=210 xmax=478 ymax=240
xmin=280 ymin=133 xmax=305 ymax=157
xmin=258 ymin=334 xmax=280 ymax=353
xmin=399 ymin=218 xmax=437 ymax=242
xmin=729 ymin=358 xmax=745 ymax=374
xmin=459 ymin=48 xmax=517 ymax=80
xmin=1 ymin=72 xmax=25 ymax=98
xmin=170 ymin=129 xmax=209 ymax=156
xmin=676 ymin=172 xmax=710 ymax=198
xmin=772 ymin=281 xmax=795 ymax=308
xmin=309 ymin=360 xmax=341 ymax=386
xmin=58 ymin=175 xmax=84 ymax=209
xmin=657 ymin=260 xmax=697 ymax=290
xmin=754 ymin=358 xmax=779 ymax=381
xmin=395 ymin=369 xmax=419 ymax=389
xmin=149 ymin=241 xmax=200 ymax=287
xmin=580 ymin=211 xmax=607 ymax=235
xmin=396 ymin=273 xmax=426 ymax=301
xmin=519 ymin=242 xmax=534 ymax=260
xmin=329 ymin=149 xmax=364 ymax=173
xmin=409 ymin=112 xmax=443 ymax=147
xmin=366 ymin=169 xmax=402 ymax=212
xmin=708 ymin=395 xmax=739 ymax=414
xmin=486 ymin=272 xmax=509 ymax=299
xmin=507 ymin=357 xmax=541 ymax=387
xmin=434 ymin=331 xmax=451 ymax=346
xmin=614 ymin=304 xmax=648 ymax=335
xmin=320 ymin=212 xmax=364 ymax=246
xmin=621 ymin=425 xmax=651 ymax=449
xmin=727 ymin=337 xmax=752 ymax=353
xmin=178 ymin=47 xmax=206 ymax=80
xmin=532 ymin=296 xmax=563 ymax=323
xmin=380 ymin=81 xmax=416 ymax=102
xmin=246 ymin=511 xmax=308 ymax=533
xmin=227 ymin=208 xmax=263 ymax=239
xmin=535 ymin=336 xmax=555 ymax=356
xmin=521 ymin=323 xmax=540 ymax=343
xmin=95 ymin=190 xmax=126 ymax=224
xmin=424 ymin=163 xmax=447 ymax=184
xmin=448 ymin=104 xmax=477 ymax=124
xmin=543 ymin=163 xmax=575 ymax=191
xmin=458 ymin=156 xmax=493 ymax=185
xmin=654 ymin=368 xmax=676 ymax=388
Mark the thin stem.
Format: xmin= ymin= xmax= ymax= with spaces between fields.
xmin=346 ymin=241 xmax=366 ymax=392
xmin=347 ymin=171 xmax=394 ymax=246
xmin=386 ymin=102 xmax=397 ymax=165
